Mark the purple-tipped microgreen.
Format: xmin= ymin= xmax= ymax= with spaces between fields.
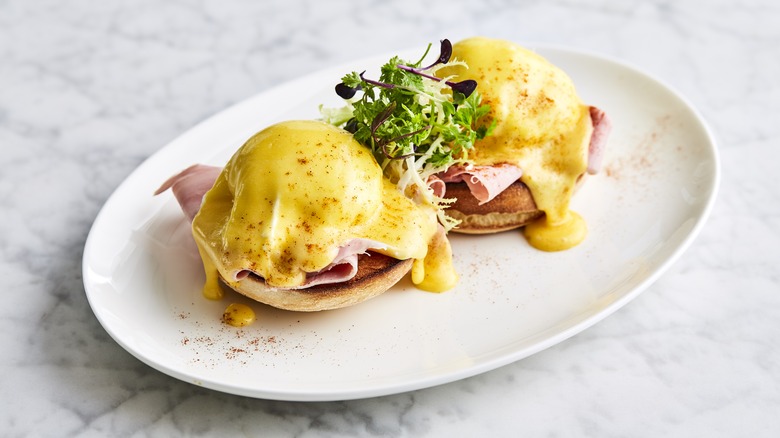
xmin=404 ymin=39 xmax=453 ymax=72
xmin=335 ymin=82 xmax=360 ymax=99
xmin=320 ymin=39 xmax=494 ymax=230
xmin=449 ymin=79 xmax=477 ymax=97
xmin=395 ymin=64 xmax=478 ymax=98
xmin=359 ymin=71 xmax=396 ymax=89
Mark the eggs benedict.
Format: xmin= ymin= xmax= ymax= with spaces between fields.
xmin=434 ymin=37 xmax=611 ymax=251
xmin=157 ymin=120 xmax=457 ymax=312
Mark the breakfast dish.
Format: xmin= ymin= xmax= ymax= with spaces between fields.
xmin=83 ymin=44 xmax=718 ymax=401
xmin=155 ymin=120 xmax=456 ymax=313
xmin=433 ymin=37 xmax=611 ymax=251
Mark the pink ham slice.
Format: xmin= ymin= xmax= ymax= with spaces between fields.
xmin=588 ymin=106 xmax=612 ymax=174
xmin=232 ymin=239 xmax=390 ymax=290
xmin=432 ymin=105 xmax=611 ymax=200
xmin=427 ymin=174 xmax=446 ymax=198
xmin=242 ymin=238 xmax=389 ymax=290
xmin=436 ymin=163 xmax=523 ymax=205
xmin=154 ymin=164 xmax=222 ymax=221
xmin=155 ymin=165 xmax=390 ymax=289
xmin=299 ymin=238 xmax=390 ymax=289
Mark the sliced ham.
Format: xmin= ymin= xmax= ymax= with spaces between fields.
xmin=288 ymin=238 xmax=389 ymax=290
xmin=225 ymin=241 xmax=394 ymax=291
xmin=156 ymin=166 xmax=389 ymax=290
xmin=588 ymin=106 xmax=612 ymax=174
xmin=437 ymin=163 xmax=523 ymax=205
xmin=427 ymin=174 xmax=446 ymax=198
xmin=302 ymin=255 xmax=358 ymax=288
xmin=232 ymin=253 xmax=359 ymax=289
xmin=433 ymin=106 xmax=611 ymax=201
xmin=154 ymin=164 xmax=222 ymax=221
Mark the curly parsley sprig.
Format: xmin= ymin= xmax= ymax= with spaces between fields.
xmin=320 ymin=39 xmax=494 ymax=230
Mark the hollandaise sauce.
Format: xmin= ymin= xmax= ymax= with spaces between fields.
xmin=524 ymin=211 xmax=587 ymax=252
xmin=412 ymin=227 xmax=459 ymax=292
xmin=196 ymin=244 xmax=224 ymax=300
xmin=443 ymin=37 xmax=593 ymax=251
xmin=222 ymin=303 xmax=255 ymax=327
xmin=517 ymin=105 xmax=592 ymax=251
xmin=191 ymin=120 xmax=457 ymax=298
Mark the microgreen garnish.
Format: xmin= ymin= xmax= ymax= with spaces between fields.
xmin=335 ymin=82 xmax=360 ymax=99
xmin=424 ymin=39 xmax=453 ymax=69
xmin=320 ymin=39 xmax=494 ymax=230
xmin=395 ymin=64 xmax=478 ymax=98
xmin=369 ymin=101 xmax=433 ymax=160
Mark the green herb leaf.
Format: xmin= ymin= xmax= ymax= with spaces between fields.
xmin=320 ymin=40 xmax=493 ymax=230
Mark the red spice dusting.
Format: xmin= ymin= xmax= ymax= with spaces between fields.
xmin=604 ymin=114 xmax=671 ymax=184
xmin=225 ymin=347 xmax=248 ymax=360
xmin=175 ymin=310 xmax=296 ymax=368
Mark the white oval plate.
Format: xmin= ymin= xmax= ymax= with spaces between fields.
xmin=83 ymin=45 xmax=719 ymax=401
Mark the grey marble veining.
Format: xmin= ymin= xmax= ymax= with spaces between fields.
xmin=2 ymin=0 xmax=779 ymax=436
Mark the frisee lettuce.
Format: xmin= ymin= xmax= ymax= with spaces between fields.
xmin=320 ymin=39 xmax=494 ymax=230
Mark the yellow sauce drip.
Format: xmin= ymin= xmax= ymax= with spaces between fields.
xmin=191 ymin=120 xmax=456 ymax=295
xmin=441 ymin=37 xmax=594 ymax=251
xmin=412 ymin=228 xmax=459 ymax=292
xmin=196 ymin=244 xmax=224 ymax=300
xmin=222 ymin=303 xmax=255 ymax=327
xmin=524 ymin=210 xmax=587 ymax=252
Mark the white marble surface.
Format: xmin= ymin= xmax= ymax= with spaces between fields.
xmin=1 ymin=0 xmax=778 ymax=436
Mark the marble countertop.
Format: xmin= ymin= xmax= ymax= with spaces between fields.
xmin=2 ymin=0 xmax=778 ymax=436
